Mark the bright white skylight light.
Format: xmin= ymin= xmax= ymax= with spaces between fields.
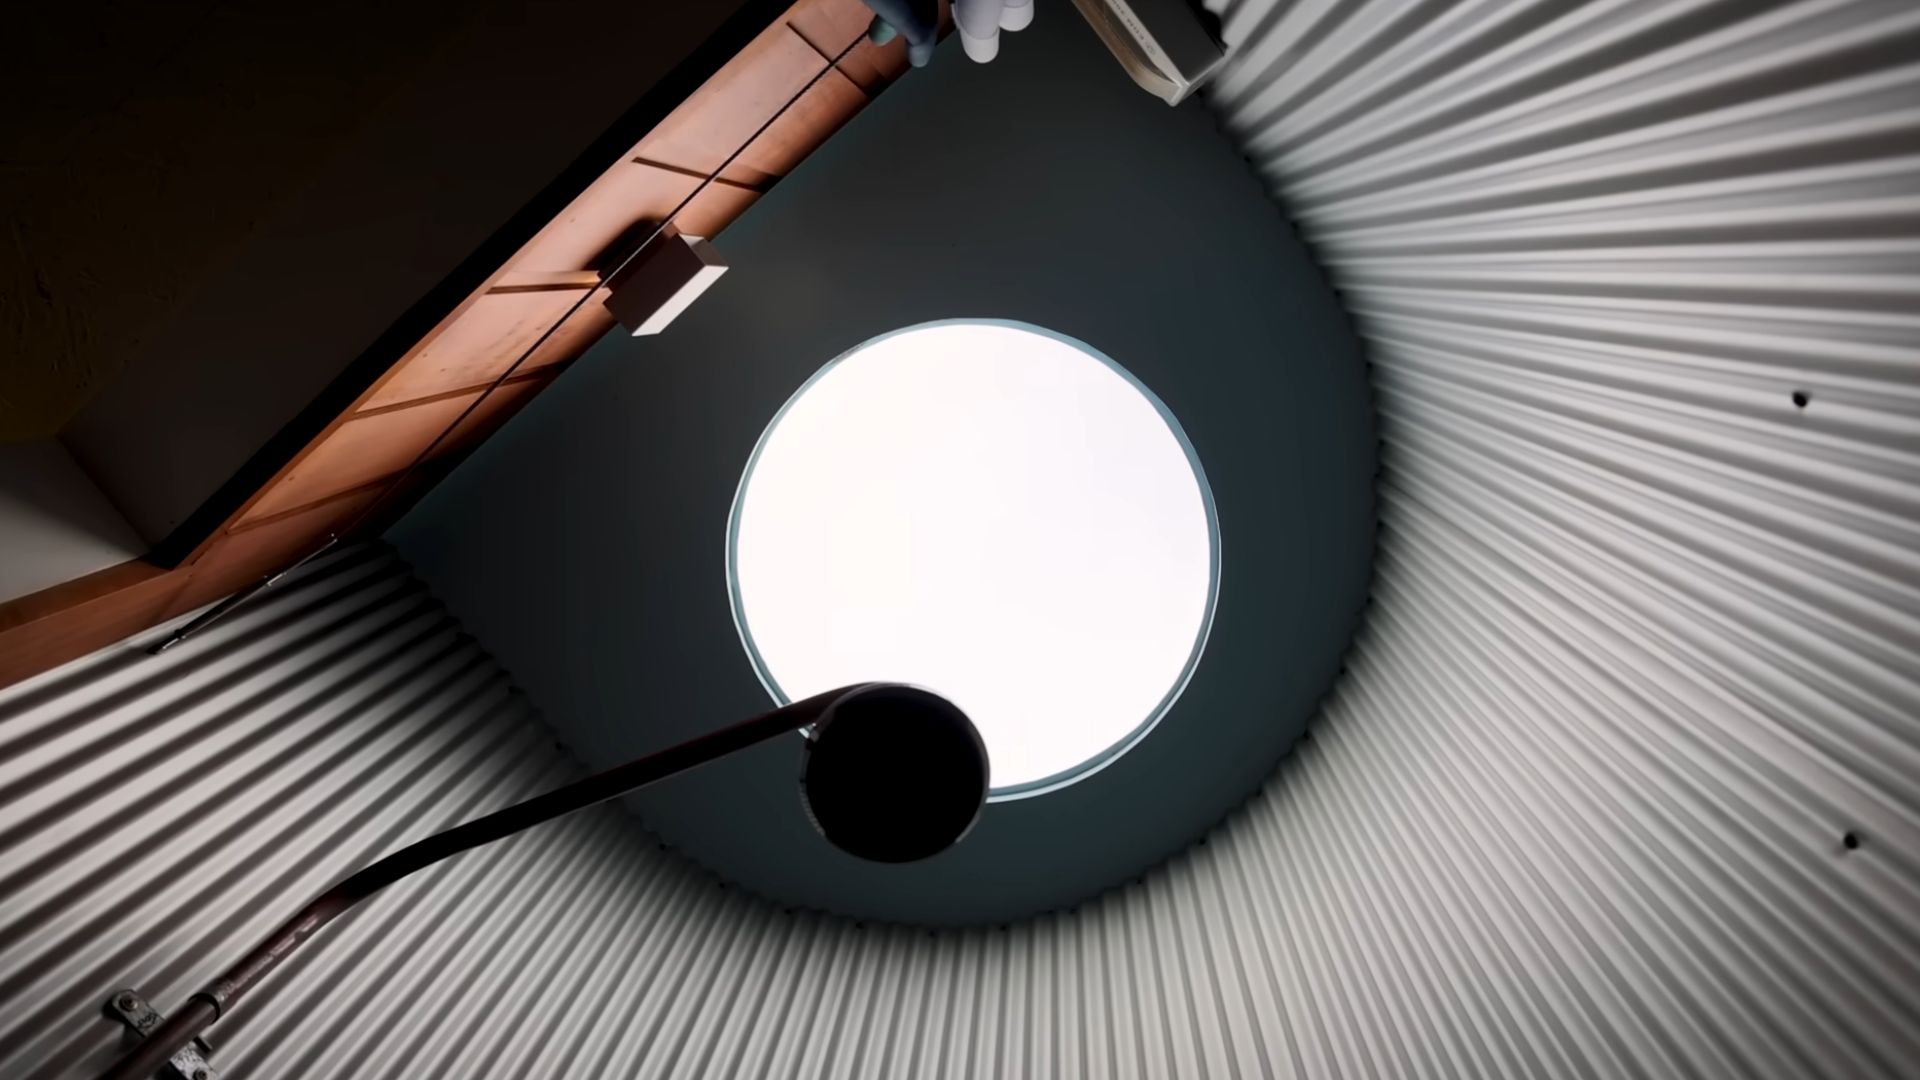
xmin=729 ymin=321 xmax=1218 ymax=795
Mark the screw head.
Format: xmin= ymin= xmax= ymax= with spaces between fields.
xmin=114 ymin=992 xmax=138 ymax=1012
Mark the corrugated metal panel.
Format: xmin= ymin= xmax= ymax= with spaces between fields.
xmin=0 ymin=547 xmax=654 ymax=1077
xmin=5 ymin=1 xmax=1919 ymax=1075
xmin=1194 ymin=0 xmax=1920 ymax=1077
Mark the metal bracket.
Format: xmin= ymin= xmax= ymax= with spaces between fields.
xmin=104 ymin=990 xmax=216 ymax=1080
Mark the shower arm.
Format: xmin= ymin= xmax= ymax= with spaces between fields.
xmin=98 ymin=688 xmax=859 ymax=1080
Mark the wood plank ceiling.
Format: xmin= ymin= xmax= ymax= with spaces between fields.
xmin=0 ymin=0 xmax=944 ymax=690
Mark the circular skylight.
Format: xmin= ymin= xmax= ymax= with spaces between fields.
xmin=728 ymin=320 xmax=1219 ymax=796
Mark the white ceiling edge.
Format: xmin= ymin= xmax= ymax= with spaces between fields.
xmin=0 ymin=439 xmax=144 ymax=605
xmin=4 ymin=0 xmax=1917 ymax=1076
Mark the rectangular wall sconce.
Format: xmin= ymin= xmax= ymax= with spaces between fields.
xmin=604 ymin=226 xmax=728 ymax=336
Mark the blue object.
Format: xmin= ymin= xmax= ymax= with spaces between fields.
xmin=860 ymin=0 xmax=940 ymax=67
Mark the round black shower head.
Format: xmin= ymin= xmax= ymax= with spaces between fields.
xmin=800 ymin=684 xmax=990 ymax=863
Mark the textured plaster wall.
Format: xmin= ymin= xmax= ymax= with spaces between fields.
xmin=1 ymin=1 xmax=473 ymax=442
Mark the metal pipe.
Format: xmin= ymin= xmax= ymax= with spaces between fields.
xmin=147 ymin=552 xmax=319 ymax=655
xmin=98 ymin=686 xmax=862 ymax=1080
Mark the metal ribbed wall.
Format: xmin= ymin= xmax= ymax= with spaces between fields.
xmin=6 ymin=0 xmax=1919 ymax=1075
xmin=1193 ymin=0 xmax=1920 ymax=1076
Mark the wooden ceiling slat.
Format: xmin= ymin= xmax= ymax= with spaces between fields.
xmin=724 ymin=59 xmax=868 ymax=186
xmin=362 ymin=287 xmax=614 ymax=409
xmin=827 ymin=36 xmax=915 ymax=94
xmin=0 ymin=562 xmax=185 ymax=689
xmin=493 ymin=270 xmax=605 ymax=291
xmin=785 ymin=0 xmax=876 ymax=48
xmin=159 ymin=483 xmax=393 ymax=621
xmin=511 ymin=161 xmax=761 ymax=272
xmin=635 ymin=23 xmax=831 ymax=180
xmin=237 ymin=0 xmax=889 ymax=552
xmin=787 ymin=0 xmax=940 ymax=93
xmin=241 ymin=374 xmax=553 ymax=524
xmin=0 ymin=0 xmax=922 ymax=692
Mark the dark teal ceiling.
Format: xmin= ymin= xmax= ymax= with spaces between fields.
xmin=392 ymin=8 xmax=1376 ymax=925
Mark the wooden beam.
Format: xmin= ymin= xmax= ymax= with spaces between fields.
xmin=0 ymin=561 xmax=186 ymax=688
xmin=491 ymin=270 xmax=605 ymax=291
xmin=1 ymin=0 xmax=913 ymax=692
